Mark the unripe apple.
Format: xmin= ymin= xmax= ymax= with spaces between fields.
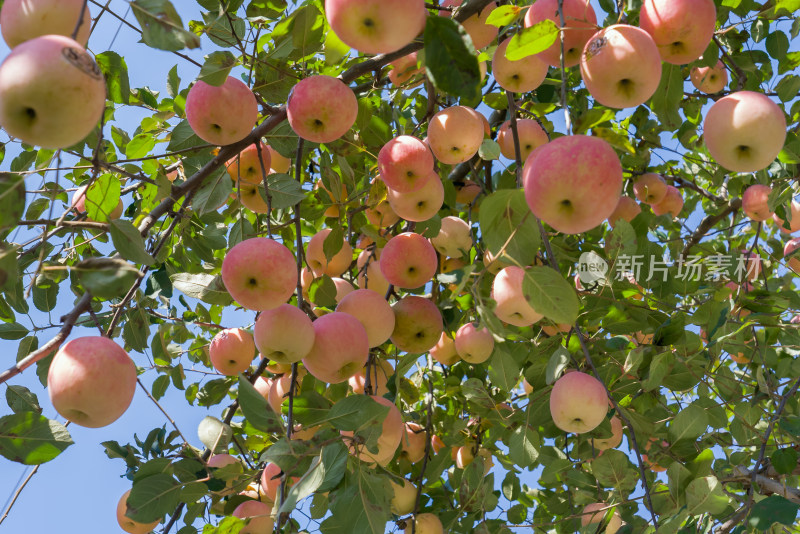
xmin=591 ymin=416 xmax=623 ymax=451
xmin=378 ymin=135 xmax=435 ymax=193
xmin=254 ymin=376 xmax=273 ymax=400
xmin=233 ymin=500 xmax=274 ymax=534
xmin=523 ymin=0 xmax=597 ymax=67
xmin=704 ymin=91 xmax=787 ymax=173
xmin=639 ymin=0 xmax=716 ymax=65
xmin=581 ymin=503 xmax=622 ymax=534
xmin=405 ymin=513 xmax=443 ymax=534
xmin=254 ymin=304 xmax=315 ymax=364
xmin=690 ymin=60 xmax=728 ymax=94
xmin=633 ymin=173 xmax=668 ymax=205
xmin=391 ymin=296 xmax=443 ymax=353
xmin=197 ymin=416 xmax=233 ymax=453
xmin=454 ymin=323 xmax=494 ymax=364
xmin=336 ymin=289 xmax=396 ymax=347
xmin=523 ymin=135 xmax=623 ymax=234
xmin=287 ymin=75 xmax=358 ymax=143
xmin=365 ymin=199 xmax=400 ymax=228
xmin=430 ymin=332 xmax=459 ymax=366
xmin=236 ymin=181 xmax=269 ymax=214
xmin=221 ymin=237 xmax=297 ymax=311
xmin=0 ymin=35 xmax=106 ymax=149
xmin=389 ymin=52 xmax=422 ymax=86
xmin=386 ymin=170 xmax=445 ymax=222
xmin=492 ymin=38 xmax=548 ymax=93
xmin=741 ymin=184 xmax=773 ymax=221
xmin=580 ymin=25 xmax=662 ymax=109
xmin=549 ymin=371 xmax=608 ymax=433
xmin=774 ymin=201 xmax=800 ymax=234
xmin=209 ymin=328 xmax=255 ymax=376
xmin=303 ymin=312 xmax=369 ymax=383
xmin=325 ymin=0 xmax=426 ymax=54
xmin=227 ymin=143 xmax=271 ymax=184
xmin=428 ymin=106 xmax=484 ymax=165
xmin=784 ymin=238 xmax=800 ymax=273
xmin=344 ymin=395 xmax=403 ymax=466
xmin=607 ymin=196 xmax=641 ymax=228
xmin=1 ymin=0 xmax=92 ymax=47
xmin=492 ymin=266 xmax=543 ymax=327
xmin=431 ymin=216 xmax=472 ymax=258
xmin=116 ymin=490 xmax=160 ymax=534
xmin=497 ymin=119 xmax=549 ymax=161
xmin=651 ymin=185 xmax=683 ymax=218
xmin=380 ymin=232 xmax=438 ymax=289
xmin=390 ymin=478 xmax=417 ymax=515
xmin=185 ymin=77 xmax=257 ymax=146
xmin=306 ymin=228 xmax=353 ymax=277
xmin=456 ymin=180 xmax=482 ymax=205
xmin=441 ymin=0 xmax=498 ymax=49
xmin=267 ymin=145 xmax=291 ymax=174
xmin=47 ymin=336 xmax=136 ymax=428
xmin=349 ymin=357 xmax=394 ymax=395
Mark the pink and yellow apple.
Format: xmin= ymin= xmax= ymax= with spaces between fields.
xmin=492 ymin=38 xmax=549 ymax=93
xmin=651 ymin=185 xmax=684 ymax=218
xmin=404 ymin=513 xmax=443 ymax=534
xmin=227 ymin=142 xmax=272 ymax=184
xmin=390 ymin=296 xmax=443 ymax=353
xmin=549 ymin=371 xmax=608 ymax=433
xmin=428 ymin=106 xmax=485 ymax=165
xmin=431 ymin=216 xmax=472 ymax=258
xmin=607 ymin=196 xmax=641 ymax=228
xmin=741 ymin=184 xmax=773 ymax=221
xmin=492 ymin=266 xmax=543 ymax=327
xmin=581 ymin=503 xmax=622 ymax=534
xmin=524 ymin=0 xmax=597 ymax=67
xmin=116 ymin=490 xmax=160 ymax=534
xmin=454 ymin=323 xmax=494 ymax=364
xmin=389 ymin=52 xmax=422 ymax=86
xmin=639 ymin=0 xmax=716 ymax=65
xmin=441 ymin=0 xmax=498 ymax=49
xmin=390 ymin=478 xmax=417 ymax=515
xmin=378 ymin=135 xmax=435 ymax=193
xmin=306 ymin=228 xmax=353 ymax=277
xmin=400 ymin=422 xmax=427 ymax=463
xmin=47 ymin=336 xmax=136 ymax=428
xmin=633 ymin=173 xmax=667 ymax=205
xmin=690 ymin=60 xmax=728 ymax=94
xmin=287 ymin=75 xmax=358 ymax=143
xmin=430 ymin=332 xmax=459 ymax=365
xmin=302 ymin=312 xmax=369 ymax=383
xmin=774 ymin=200 xmax=800 ymax=233
xmin=1 ymin=0 xmax=92 ymax=47
xmin=254 ymin=304 xmax=315 ymax=364
xmin=186 ymin=77 xmax=257 ymax=146
xmin=592 ymin=416 xmax=623 ymax=451
xmin=345 ymin=395 xmax=403 ymax=466
xmin=380 ymin=232 xmax=438 ymax=289
xmin=221 ymin=237 xmax=297 ymax=311
xmin=209 ymin=328 xmax=255 ymax=376
xmin=236 ymin=181 xmax=270 ymax=214
xmin=325 ymin=0 xmax=426 ymax=54
xmin=356 ymin=249 xmax=391 ymax=295
xmin=232 ymin=500 xmax=274 ymax=534
xmin=497 ymin=119 xmax=549 ymax=161
xmin=784 ymin=238 xmax=800 ymax=273
xmin=349 ymin=357 xmax=394 ymax=395
xmin=336 ymin=289 xmax=396 ymax=347
xmin=386 ymin=171 xmax=444 ymax=222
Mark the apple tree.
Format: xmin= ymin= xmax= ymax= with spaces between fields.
xmin=1 ymin=0 xmax=800 ymax=533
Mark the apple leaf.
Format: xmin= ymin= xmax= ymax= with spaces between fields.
xmin=485 ymin=5 xmax=523 ymax=28
xmin=326 ymin=395 xmax=389 ymax=432
xmin=308 ymin=275 xmax=337 ymax=308
xmin=280 ymin=442 xmax=348 ymax=514
xmin=170 ymin=273 xmax=233 ymax=306
xmin=0 ymin=412 xmax=73 ymax=465
xmin=5 ymin=385 xmax=41 ymax=415
xmin=504 ymin=20 xmax=559 ymax=61
xmin=0 ymin=174 xmax=25 ymax=230
xmin=126 ymin=472 xmax=181 ymax=523
xmin=508 ymin=426 xmax=539 ymax=467
xmin=237 ymin=376 xmax=285 ymax=434
xmin=424 ymin=16 xmax=481 ymax=100
xmin=95 ymin=51 xmax=131 ymax=104
xmin=487 ymin=346 xmax=519 ymax=392
xmin=686 ymin=476 xmax=730 ymax=516
xmin=544 ymin=346 xmax=570 ymax=385
xmin=522 ymin=266 xmax=580 ymax=325
xmin=167 ymin=120 xmax=207 ymax=151
xmin=266 ymin=173 xmax=306 ymax=209
xmin=323 ymin=225 xmax=344 ymax=262
xmin=748 ymin=496 xmax=800 ymax=530
xmin=110 ymin=219 xmax=155 ymax=266
xmin=642 ymin=351 xmax=674 ymax=391
xmin=320 ymin=470 xmax=391 ymax=534
xmin=668 ymin=402 xmax=709 ymax=444
xmin=131 ymin=0 xmax=201 ymax=52
xmin=591 ymin=449 xmax=639 ymax=494
xmin=193 ymin=167 xmax=232 ymax=215
xmin=198 ymin=51 xmax=237 ymax=87
xmin=85 ymin=174 xmax=121 ymax=223
xmin=650 ymin=63 xmax=682 ymax=130
xmin=76 ymin=257 xmax=142 ymax=300
xmin=479 ymin=189 xmax=541 ymax=266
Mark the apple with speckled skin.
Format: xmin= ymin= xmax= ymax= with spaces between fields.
xmin=325 ymin=0 xmax=426 ymax=54
xmin=428 ymin=106 xmax=485 ymax=165
xmin=704 ymin=91 xmax=787 ymax=173
xmin=336 ymin=289 xmax=395 ymax=347
xmin=254 ymin=304 xmax=314 ymax=364
xmin=639 ymin=0 xmax=716 ymax=65
xmin=116 ymin=490 xmax=160 ymax=534
xmin=651 ymin=185 xmax=684 ymax=218
xmin=523 ymin=135 xmax=622 ymax=234
xmin=742 ymin=185 xmax=773 ymax=221
xmin=454 ymin=323 xmax=494 ymax=364
xmin=47 ymin=336 xmax=136 ymax=428
xmin=391 ymin=296 xmax=443 ymax=353
xmin=608 ymin=196 xmax=641 ymax=227
xmin=691 ymin=61 xmax=728 ymax=94
xmin=549 ymin=371 xmax=608 ymax=433
xmin=386 ymin=170 xmax=444 ymax=222
xmin=580 ymin=25 xmax=662 ymax=109
xmin=380 ymin=232 xmax=438 ymax=289
xmin=227 ymin=142 xmax=271 ymax=184
xmin=497 ymin=119 xmax=548 ymax=161
xmin=524 ymin=0 xmax=597 ymax=67
xmin=492 ymin=38 xmax=549 ymax=93
xmin=0 ymin=35 xmax=106 ymax=149
xmin=287 ymin=75 xmax=358 ymax=143
xmin=378 ymin=135 xmax=435 ymax=193
xmin=222 ymin=237 xmax=297 ymax=311
xmin=186 ymin=77 xmax=257 ymax=146
xmin=1 ymin=0 xmax=92 ymax=47
xmin=209 ymin=328 xmax=255 ymax=376
xmin=306 ymin=228 xmax=353 ymax=277
xmin=303 ymin=312 xmax=369 ymax=383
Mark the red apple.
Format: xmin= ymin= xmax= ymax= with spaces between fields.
xmin=390 ymin=296 xmax=443 ymax=353
xmin=287 ymin=75 xmax=358 ymax=143
xmin=336 ymin=289 xmax=396 ymax=347
xmin=325 ymin=0 xmax=426 ymax=54
xmin=741 ymin=184 xmax=773 ymax=221
xmin=523 ymin=0 xmax=597 ymax=67
xmin=639 ymin=0 xmax=716 ymax=65
xmin=378 ymin=135 xmax=435 ymax=193
xmin=221 ymin=237 xmax=297 ymax=311
xmin=380 ymin=232 xmax=438 ymax=289
xmin=302 ymin=312 xmax=369 ymax=383
xmin=549 ymin=371 xmax=608 ymax=433
xmin=186 ymin=77 xmax=257 ymax=146
xmin=690 ymin=60 xmax=728 ymax=94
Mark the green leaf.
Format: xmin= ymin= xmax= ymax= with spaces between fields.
xmin=131 ymin=0 xmax=201 ymax=51
xmin=323 ymin=225 xmax=344 ymax=262
xmin=650 ymin=63 xmax=681 ymax=129
xmin=308 ymin=275 xmax=337 ymax=308
xmin=771 ymin=448 xmax=798 ymax=475
xmin=0 ymin=173 xmax=26 ymax=230
xmin=545 ymin=346 xmax=571 ymax=385
xmin=424 ymin=16 xmax=481 ymax=100
xmin=668 ymin=402 xmax=708 ymax=444
xmin=748 ymin=496 xmax=800 ymax=530
xmin=167 ymin=120 xmax=206 ymax=151
xmin=127 ymin=473 xmax=181 ymax=523
xmin=0 ymin=412 xmax=73 ymax=464
xmin=508 ymin=426 xmax=539 ymax=467
xmin=479 ymin=138 xmax=501 ymax=160
xmin=504 ymin=20 xmax=559 ymax=61
xmin=95 ymin=51 xmax=130 ymax=104
xmin=485 ymin=5 xmax=523 ymax=27
xmin=478 ymin=189 xmax=541 ymax=266
xmin=776 ymin=74 xmax=800 ymax=102
xmin=522 ymin=266 xmax=580 ymax=324
xmin=126 ymin=133 xmax=156 ymax=159
xmin=685 ymin=476 xmax=729 ymax=515
xmin=5 ymin=386 xmax=41 ymax=415
xmin=280 ymin=442 xmax=348 ymax=513
xmin=237 ymin=375 xmax=284 ymax=434
xmin=76 ymin=257 xmax=141 ymax=300
xmin=170 ymin=273 xmax=233 ymax=306
xmin=591 ymin=449 xmax=639 ymax=493
xmin=642 ymin=351 xmax=674 ymax=391
xmin=766 ymin=31 xmax=789 ymax=59
xmin=320 ymin=470 xmax=391 ymax=534
xmin=110 ymin=219 xmax=155 ymax=266
xmin=198 ymin=51 xmax=237 ymax=86
xmin=193 ymin=167 xmax=232 ymax=215
xmin=326 ymin=395 xmax=389 ymax=432
xmin=487 ymin=346 xmax=519 ymax=392
xmin=85 ymin=174 xmax=122 ymax=223
xmin=266 ymin=173 xmax=305 ymax=209
xmin=0 ymin=321 xmax=28 ymax=340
